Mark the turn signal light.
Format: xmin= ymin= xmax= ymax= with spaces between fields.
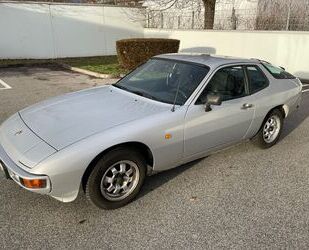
xmin=20 ymin=178 xmax=47 ymax=189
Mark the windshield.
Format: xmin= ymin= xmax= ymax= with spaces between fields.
xmin=113 ymin=58 xmax=209 ymax=105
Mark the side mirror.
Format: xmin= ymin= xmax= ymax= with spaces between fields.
xmin=205 ymin=94 xmax=222 ymax=112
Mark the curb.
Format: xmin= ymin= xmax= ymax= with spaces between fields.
xmin=59 ymin=63 xmax=116 ymax=79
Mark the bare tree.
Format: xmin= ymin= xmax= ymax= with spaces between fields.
xmin=202 ymin=0 xmax=216 ymax=29
xmin=256 ymin=0 xmax=309 ymax=31
xmin=144 ymin=0 xmax=217 ymax=29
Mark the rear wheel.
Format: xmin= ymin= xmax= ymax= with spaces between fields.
xmin=86 ymin=148 xmax=146 ymax=209
xmin=254 ymin=109 xmax=284 ymax=148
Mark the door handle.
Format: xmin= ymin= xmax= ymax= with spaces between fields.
xmin=242 ymin=103 xmax=254 ymax=109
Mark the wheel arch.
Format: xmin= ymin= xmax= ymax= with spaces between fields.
xmin=262 ymin=105 xmax=286 ymax=126
xmin=81 ymin=141 xmax=154 ymax=191
xmin=281 ymin=104 xmax=289 ymax=118
xmin=252 ymin=104 xmax=286 ymax=139
xmin=270 ymin=104 xmax=287 ymax=118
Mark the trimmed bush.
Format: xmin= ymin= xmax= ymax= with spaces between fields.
xmin=116 ymin=38 xmax=180 ymax=70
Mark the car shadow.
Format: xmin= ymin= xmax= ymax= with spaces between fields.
xmin=137 ymin=158 xmax=204 ymax=200
xmin=279 ymin=93 xmax=309 ymax=141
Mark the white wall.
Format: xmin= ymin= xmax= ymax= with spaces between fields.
xmin=144 ymin=28 xmax=309 ymax=79
xmin=0 ymin=2 xmax=144 ymax=59
xmin=1 ymin=2 xmax=309 ymax=79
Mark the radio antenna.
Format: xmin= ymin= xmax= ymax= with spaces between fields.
xmin=171 ymin=78 xmax=181 ymax=112
xmin=169 ymin=63 xmax=180 ymax=112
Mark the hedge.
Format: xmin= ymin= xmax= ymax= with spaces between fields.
xmin=116 ymin=38 xmax=180 ymax=70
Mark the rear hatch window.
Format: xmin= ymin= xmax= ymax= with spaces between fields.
xmin=262 ymin=62 xmax=296 ymax=79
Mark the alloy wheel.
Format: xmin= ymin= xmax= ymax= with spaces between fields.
xmin=100 ymin=160 xmax=140 ymax=201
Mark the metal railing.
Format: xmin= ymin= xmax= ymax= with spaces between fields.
xmin=146 ymin=8 xmax=309 ymax=31
xmin=145 ymin=0 xmax=309 ymax=31
xmin=0 ymin=0 xmax=143 ymax=5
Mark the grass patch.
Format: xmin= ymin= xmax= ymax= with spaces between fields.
xmin=0 ymin=56 xmax=127 ymax=77
xmin=59 ymin=56 xmax=126 ymax=77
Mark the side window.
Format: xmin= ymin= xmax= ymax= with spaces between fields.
xmin=246 ymin=66 xmax=269 ymax=94
xmin=197 ymin=66 xmax=246 ymax=103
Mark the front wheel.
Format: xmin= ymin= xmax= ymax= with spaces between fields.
xmin=86 ymin=148 xmax=146 ymax=209
xmin=254 ymin=109 xmax=284 ymax=148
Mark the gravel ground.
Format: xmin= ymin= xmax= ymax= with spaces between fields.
xmin=0 ymin=65 xmax=309 ymax=249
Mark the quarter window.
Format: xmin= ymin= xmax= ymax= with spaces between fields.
xmin=262 ymin=63 xmax=296 ymax=79
xmin=197 ymin=66 xmax=246 ymax=103
xmin=246 ymin=66 xmax=269 ymax=94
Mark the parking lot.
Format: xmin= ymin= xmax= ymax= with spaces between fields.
xmin=1 ymin=65 xmax=309 ymax=249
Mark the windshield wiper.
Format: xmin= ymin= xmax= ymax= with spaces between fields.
xmin=113 ymin=84 xmax=169 ymax=104
xmin=130 ymin=90 xmax=154 ymax=99
xmin=113 ymin=85 xmax=150 ymax=98
xmin=131 ymin=90 xmax=170 ymax=104
xmin=112 ymin=84 xmax=130 ymax=92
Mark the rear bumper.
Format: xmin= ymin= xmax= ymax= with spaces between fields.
xmin=0 ymin=143 xmax=51 ymax=194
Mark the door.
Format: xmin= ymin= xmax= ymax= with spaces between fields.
xmin=184 ymin=65 xmax=255 ymax=157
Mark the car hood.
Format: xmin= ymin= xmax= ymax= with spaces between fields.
xmin=19 ymin=85 xmax=170 ymax=150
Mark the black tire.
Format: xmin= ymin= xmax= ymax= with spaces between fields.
xmin=253 ymin=109 xmax=284 ymax=149
xmin=85 ymin=147 xmax=146 ymax=210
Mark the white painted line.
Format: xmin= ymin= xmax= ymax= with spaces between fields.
xmin=302 ymin=83 xmax=309 ymax=87
xmin=302 ymin=89 xmax=309 ymax=93
xmin=0 ymin=79 xmax=12 ymax=90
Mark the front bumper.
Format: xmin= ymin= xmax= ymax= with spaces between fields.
xmin=0 ymin=143 xmax=51 ymax=194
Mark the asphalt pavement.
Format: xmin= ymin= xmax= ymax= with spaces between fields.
xmin=1 ymin=65 xmax=309 ymax=249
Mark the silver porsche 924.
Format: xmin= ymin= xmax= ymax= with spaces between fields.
xmin=0 ymin=54 xmax=302 ymax=209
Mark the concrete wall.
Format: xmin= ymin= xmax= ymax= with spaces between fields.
xmin=0 ymin=2 xmax=144 ymax=59
xmin=145 ymin=28 xmax=309 ymax=79
xmin=1 ymin=2 xmax=309 ymax=79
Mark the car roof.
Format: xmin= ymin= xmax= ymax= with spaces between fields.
xmin=154 ymin=53 xmax=261 ymax=68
